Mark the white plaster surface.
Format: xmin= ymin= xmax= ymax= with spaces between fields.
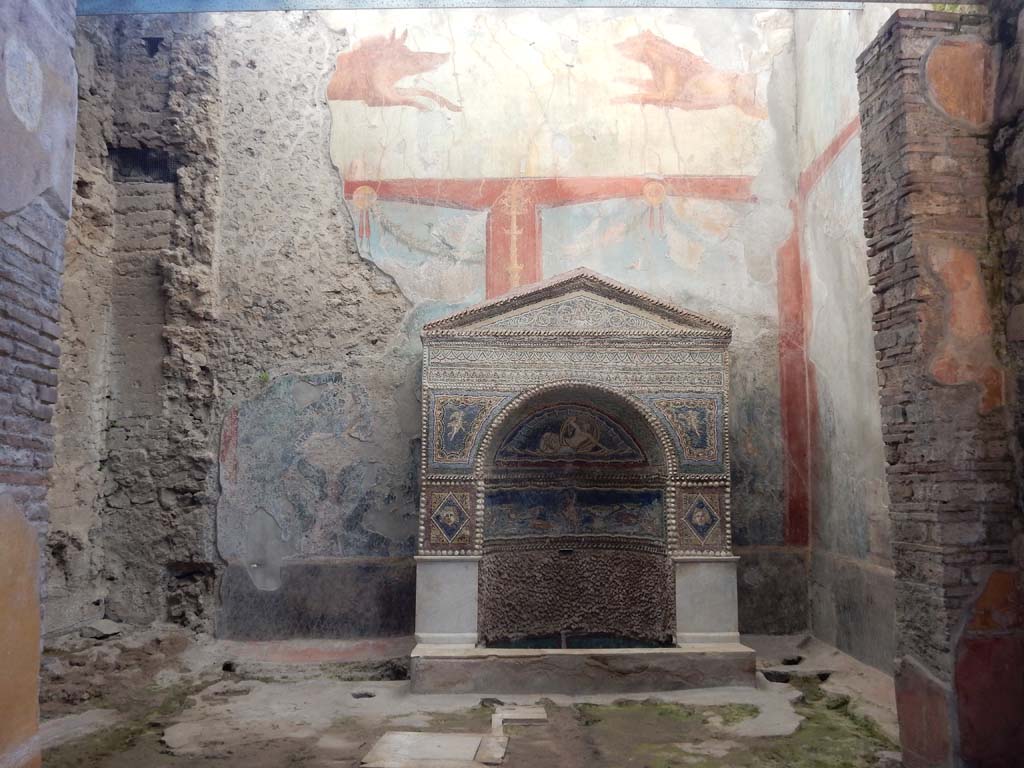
xmin=324 ymin=9 xmax=787 ymax=180
xmin=38 ymin=709 xmax=121 ymax=752
xmin=793 ymin=4 xmax=900 ymax=670
xmin=0 ymin=0 xmax=76 ymax=216
xmin=362 ymin=731 xmax=483 ymax=766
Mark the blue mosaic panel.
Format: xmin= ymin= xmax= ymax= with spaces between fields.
xmin=642 ymin=393 xmax=725 ymax=474
xmin=427 ymin=392 xmax=514 ymax=472
xmin=494 ymin=405 xmax=647 ymax=467
xmin=683 ymin=493 xmax=719 ymax=542
xmin=431 ymin=492 xmax=471 ymax=543
xmin=484 ymin=487 xmax=663 ymax=540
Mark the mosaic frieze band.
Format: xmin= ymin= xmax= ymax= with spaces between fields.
xmin=475 ymin=294 xmax=676 ymax=332
xmin=484 ymin=486 xmax=664 ymax=544
xmin=425 ymin=344 xmax=727 ymax=390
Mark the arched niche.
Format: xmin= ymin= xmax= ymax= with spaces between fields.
xmin=476 ymin=384 xmax=674 ymax=647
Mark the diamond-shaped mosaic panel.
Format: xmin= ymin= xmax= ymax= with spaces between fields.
xmin=683 ymin=493 xmax=720 ymax=543
xmin=431 ymin=492 xmax=470 ymax=544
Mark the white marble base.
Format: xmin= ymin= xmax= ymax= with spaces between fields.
xmin=414 ymin=556 xmax=479 ymax=645
xmin=674 ymin=556 xmax=741 ymax=645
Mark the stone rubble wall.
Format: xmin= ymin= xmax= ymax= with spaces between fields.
xmin=52 ymin=13 xmax=417 ymax=638
xmin=49 ymin=16 xmax=224 ymax=633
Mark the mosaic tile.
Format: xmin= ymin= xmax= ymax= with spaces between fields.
xmin=494 ymin=405 xmax=647 ymax=467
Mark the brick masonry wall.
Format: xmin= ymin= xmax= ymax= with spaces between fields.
xmin=0 ymin=0 xmax=78 ymax=763
xmin=859 ymin=9 xmax=1024 ymax=766
xmin=1 ymin=203 xmax=64 ymax=540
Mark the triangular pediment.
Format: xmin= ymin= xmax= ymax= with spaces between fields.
xmin=423 ymin=268 xmax=730 ymax=339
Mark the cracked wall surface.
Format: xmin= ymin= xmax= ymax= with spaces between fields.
xmin=52 ymin=12 xmax=417 ymax=639
xmin=49 ymin=16 xmax=224 ymax=633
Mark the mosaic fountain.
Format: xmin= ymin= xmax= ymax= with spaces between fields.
xmin=412 ymin=268 xmax=754 ymax=693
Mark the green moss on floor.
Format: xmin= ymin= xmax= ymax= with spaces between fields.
xmin=556 ymin=685 xmax=897 ymax=768
xmin=426 ymin=703 xmax=496 ymax=732
xmin=714 ymin=703 xmax=759 ymax=725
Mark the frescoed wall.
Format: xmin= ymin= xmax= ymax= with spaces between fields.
xmin=324 ymin=9 xmax=798 ymax=630
xmin=794 ymin=6 xmax=901 ymax=670
xmin=56 ymin=8 xmax=901 ymax=645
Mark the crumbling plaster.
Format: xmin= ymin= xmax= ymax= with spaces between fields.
xmin=51 ymin=12 xmax=417 ymax=637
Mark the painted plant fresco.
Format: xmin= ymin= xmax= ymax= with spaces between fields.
xmin=325 ymin=9 xmax=789 ymax=307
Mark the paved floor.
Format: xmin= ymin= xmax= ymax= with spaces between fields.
xmin=40 ymin=628 xmax=901 ymax=767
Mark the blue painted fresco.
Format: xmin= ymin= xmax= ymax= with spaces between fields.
xmin=484 ymin=487 xmax=663 ymax=540
xmin=437 ymin=400 xmax=488 ymax=459
xmin=665 ymin=401 xmax=713 ymax=454
xmin=495 ymin=405 xmax=647 ymax=467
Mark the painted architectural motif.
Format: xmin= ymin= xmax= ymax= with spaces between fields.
xmin=325 ymin=9 xmax=786 ymax=316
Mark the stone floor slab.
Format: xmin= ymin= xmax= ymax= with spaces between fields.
xmin=361 ymin=732 xmax=483 ymax=767
xmin=474 ymin=735 xmax=508 ymax=764
xmin=38 ymin=709 xmax=121 ymax=751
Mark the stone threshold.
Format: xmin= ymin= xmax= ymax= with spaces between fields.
xmin=410 ymin=642 xmax=756 ymax=694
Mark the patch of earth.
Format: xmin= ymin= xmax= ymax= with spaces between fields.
xmin=322 ymin=657 xmax=410 ymax=681
xmin=40 ymin=628 xmax=193 ymax=718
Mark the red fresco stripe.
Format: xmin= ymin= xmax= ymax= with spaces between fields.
xmin=778 ymin=115 xmax=861 ymax=546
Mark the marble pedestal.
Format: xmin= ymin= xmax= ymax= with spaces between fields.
xmin=415 ymin=557 xmax=479 ymax=645
xmin=674 ymin=556 xmax=741 ymax=645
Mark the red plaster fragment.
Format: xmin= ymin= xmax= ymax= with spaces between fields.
xmin=924 ymin=36 xmax=994 ymax=129
xmin=895 ymin=655 xmax=954 ymax=768
xmin=926 ymin=244 xmax=1005 ymax=413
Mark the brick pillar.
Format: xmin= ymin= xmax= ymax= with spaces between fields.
xmin=858 ymin=10 xmax=1024 ymax=767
